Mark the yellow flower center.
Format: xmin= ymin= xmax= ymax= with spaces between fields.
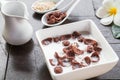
xmin=109 ymin=7 xmax=117 ymax=15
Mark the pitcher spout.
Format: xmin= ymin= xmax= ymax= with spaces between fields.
xmin=1 ymin=1 xmax=29 ymax=19
xmin=0 ymin=0 xmax=7 ymax=11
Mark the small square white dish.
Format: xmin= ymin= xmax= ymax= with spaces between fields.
xmin=36 ymin=20 xmax=119 ymax=80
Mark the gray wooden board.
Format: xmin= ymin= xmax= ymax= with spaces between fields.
xmin=5 ymin=41 xmax=37 ymax=80
xmin=0 ymin=10 xmax=8 ymax=80
xmin=0 ymin=44 xmax=8 ymax=80
xmin=5 ymin=44 xmax=52 ymax=80
xmin=92 ymin=0 xmax=103 ymax=10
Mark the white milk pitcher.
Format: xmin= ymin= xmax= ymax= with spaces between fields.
xmin=0 ymin=1 xmax=33 ymax=45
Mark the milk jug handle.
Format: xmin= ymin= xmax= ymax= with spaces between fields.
xmin=22 ymin=2 xmax=29 ymax=20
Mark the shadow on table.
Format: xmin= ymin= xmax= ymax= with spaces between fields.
xmin=6 ymin=39 xmax=34 ymax=72
xmin=32 ymin=13 xmax=43 ymax=20
xmin=37 ymin=64 xmax=52 ymax=80
xmin=87 ymin=77 xmax=101 ymax=80
xmin=32 ymin=12 xmax=80 ymax=29
xmin=42 ymin=18 xmax=79 ymax=29
xmin=37 ymin=63 xmax=101 ymax=80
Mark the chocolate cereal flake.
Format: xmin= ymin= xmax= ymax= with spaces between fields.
xmin=53 ymin=37 xmax=60 ymax=42
xmin=84 ymin=39 xmax=98 ymax=46
xmin=66 ymin=50 xmax=75 ymax=59
xmin=84 ymin=56 xmax=91 ymax=65
xmin=60 ymin=34 xmax=71 ymax=41
xmin=57 ymin=59 xmax=64 ymax=66
xmin=72 ymin=42 xmax=79 ymax=47
xmin=62 ymin=40 xmax=70 ymax=46
xmin=71 ymin=60 xmax=83 ymax=69
xmin=54 ymin=66 xmax=63 ymax=74
xmin=72 ymin=46 xmax=84 ymax=55
xmin=49 ymin=59 xmax=58 ymax=66
xmin=94 ymin=46 xmax=102 ymax=53
xmin=77 ymin=36 xmax=84 ymax=42
xmin=54 ymin=52 xmax=66 ymax=60
xmin=91 ymin=52 xmax=100 ymax=62
xmin=41 ymin=37 xmax=52 ymax=45
xmin=72 ymin=31 xmax=81 ymax=39
xmin=47 ymin=11 xmax=66 ymax=24
xmin=87 ymin=45 xmax=94 ymax=53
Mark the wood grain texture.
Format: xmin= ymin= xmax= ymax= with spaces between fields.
xmin=5 ymin=41 xmax=52 ymax=80
xmin=92 ymin=0 xmax=103 ymax=10
xmin=0 ymin=44 xmax=8 ymax=80
xmin=0 ymin=11 xmax=8 ymax=80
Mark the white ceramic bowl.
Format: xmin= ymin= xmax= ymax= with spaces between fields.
xmin=36 ymin=20 xmax=119 ymax=80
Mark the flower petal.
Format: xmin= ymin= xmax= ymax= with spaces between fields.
xmin=100 ymin=15 xmax=113 ymax=25
xmin=96 ymin=7 xmax=109 ymax=18
xmin=103 ymin=0 xmax=114 ymax=6
xmin=114 ymin=0 xmax=120 ymax=9
xmin=114 ymin=13 xmax=120 ymax=26
xmin=96 ymin=0 xmax=114 ymax=18
xmin=102 ymin=0 xmax=114 ymax=10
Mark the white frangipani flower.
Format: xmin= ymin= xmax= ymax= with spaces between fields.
xmin=96 ymin=0 xmax=120 ymax=26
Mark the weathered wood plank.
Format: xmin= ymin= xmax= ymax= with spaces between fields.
xmin=34 ymin=46 xmax=52 ymax=80
xmin=0 ymin=10 xmax=8 ymax=80
xmin=5 ymin=40 xmax=37 ymax=80
xmin=5 ymin=43 xmax=52 ymax=80
xmin=92 ymin=0 xmax=103 ymax=10
xmin=110 ymin=44 xmax=120 ymax=52
xmin=0 ymin=44 xmax=8 ymax=80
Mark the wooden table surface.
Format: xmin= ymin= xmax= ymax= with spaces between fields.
xmin=0 ymin=0 xmax=120 ymax=80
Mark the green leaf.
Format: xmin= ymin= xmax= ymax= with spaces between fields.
xmin=112 ymin=24 xmax=120 ymax=39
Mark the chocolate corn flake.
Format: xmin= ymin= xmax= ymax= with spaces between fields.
xmin=62 ymin=40 xmax=70 ymax=46
xmin=71 ymin=60 xmax=83 ymax=69
xmin=53 ymin=37 xmax=60 ymax=42
xmin=72 ymin=46 xmax=84 ymax=55
xmin=84 ymin=38 xmax=98 ymax=46
xmin=60 ymin=34 xmax=71 ymax=41
xmin=91 ymin=52 xmax=100 ymax=62
xmin=72 ymin=31 xmax=81 ymax=39
xmin=54 ymin=66 xmax=63 ymax=74
xmin=47 ymin=11 xmax=66 ymax=24
xmin=94 ymin=46 xmax=102 ymax=53
xmin=87 ymin=45 xmax=94 ymax=53
xmin=84 ymin=56 xmax=91 ymax=65
xmin=77 ymin=36 xmax=84 ymax=42
xmin=41 ymin=37 xmax=52 ymax=45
